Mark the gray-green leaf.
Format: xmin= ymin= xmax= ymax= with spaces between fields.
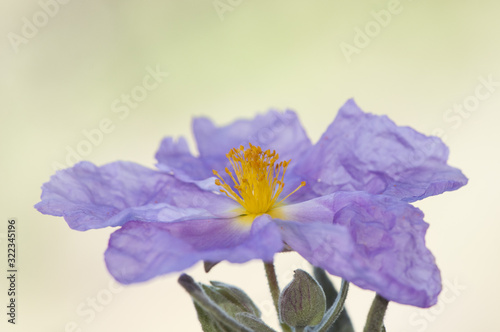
xmin=313 ymin=267 xmax=354 ymax=332
xmin=235 ymin=312 xmax=277 ymax=332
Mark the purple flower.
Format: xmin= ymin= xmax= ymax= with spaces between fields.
xmin=35 ymin=99 xmax=467 ymax=308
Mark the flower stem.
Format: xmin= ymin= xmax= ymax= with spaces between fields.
xmin=263 ymin=261 xmax=292 ymax=332
xmin=363 ymin=293 xmax=389 ymax=332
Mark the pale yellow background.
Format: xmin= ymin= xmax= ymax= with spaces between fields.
xmin=1 ymin=1 xmax=499 ymax=331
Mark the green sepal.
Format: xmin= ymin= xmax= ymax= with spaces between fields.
xmin=204 ymin=261 xmax=220 ymax=273
xmin=313 ymin=267 xmax=354 ymax=332
xmin=235 ymin=312 xmax=277 ymax=332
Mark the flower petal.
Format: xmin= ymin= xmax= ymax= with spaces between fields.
xmin=154 ymin=136 xmax=213 ymax=182
xmin=273 ymin=192 xmax=340 ymax=223
xmin=35 ymin=161 xmax=238 ymax=231
xmin=192 ymin=110 xmax=312 ymax=172
xmin=295 ymin=99 xmax=467 ymax=202
xmin=105 ymin=215 xmax=283 ymax=283
xmin=155 ymin=111 xmax=312 ymax=190
xmin=277 ymin=192 xmax=441 ymax=307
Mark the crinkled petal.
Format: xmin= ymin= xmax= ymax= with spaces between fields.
xmin=103 ymin=201 xmax=239 ymax=227
xmin=295 ymin=99 xmax=467 ymax=202
xmin=274 ymin=192 xmax=340 ymax=223
xmin=35 ymin=161 xmax=238 ymax=231
xmin=154 ymin=137 xmax=219 ymax=191
xmin=155 ymin=110 xmax=312 ymax=190
xmin=105 ymin=215 xmax=283 ymax=283
xmin=193 ymin=110 xmax=312 ymax=173
xmin=277 ymin=192 xmax=441 ymax=307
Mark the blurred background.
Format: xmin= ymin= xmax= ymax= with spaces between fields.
xmin=1 ymin=0 xmax=499 ymax=331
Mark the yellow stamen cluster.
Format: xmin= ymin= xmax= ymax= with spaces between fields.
xmin=213 ymin=144 xmax=305 ymax=215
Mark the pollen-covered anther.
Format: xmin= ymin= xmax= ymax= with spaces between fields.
xmin=213 ymin=144 xmax=305 ymax=215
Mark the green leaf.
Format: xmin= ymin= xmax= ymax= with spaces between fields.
xmin=313 ymin=267 xmax=354 ymax=332
xmin=210 ymin=281 xmax=262 ymax=317
xmin=178 ymin=274 xmax=252 ymax=332
xmin=194 ymin=302 xmax=232 ymax=332
xmin=201 ymin=284 xmax=247 ymax=318
xmin=313 ymin=277 xmax=350 ymax=332
xmin=235 ymin=312 xmax=277 ymax=332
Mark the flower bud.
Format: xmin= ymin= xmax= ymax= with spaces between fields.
xmin=279 ymin=269 xmax=326 ymax=328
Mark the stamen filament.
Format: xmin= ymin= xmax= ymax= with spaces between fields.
xmin=213 ymin=144 xmax=305 ymax=216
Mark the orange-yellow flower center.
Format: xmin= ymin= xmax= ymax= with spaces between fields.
xmin=213 ymin=144 xmax=305 ymax=216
